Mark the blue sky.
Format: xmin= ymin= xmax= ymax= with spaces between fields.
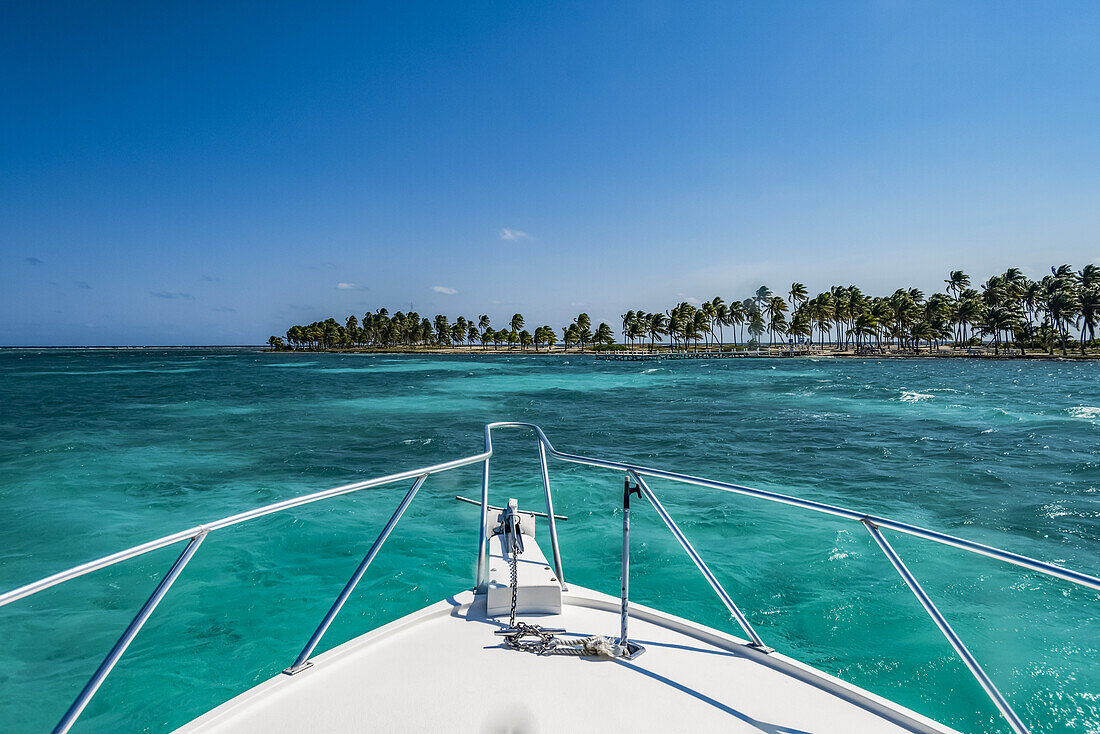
xmin=2 ymin=1 xmax=1099 ymax=345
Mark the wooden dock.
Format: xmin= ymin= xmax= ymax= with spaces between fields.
xmin=595 ymin=350 xmax=765 ymax=361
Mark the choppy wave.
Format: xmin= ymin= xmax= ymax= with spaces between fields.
xmin=899 ymin=391 xmax=934 ymax=403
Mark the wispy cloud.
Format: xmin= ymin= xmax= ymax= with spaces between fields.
xmin=151 ymin=291 xmax=195 ymax=300
xmin=24 ymin=257 xmax=43 ymax=266
xmin=676 ymin=292 xmax=702 ymax=305
xmin=499 ymin=228 xmax=529 ymax=241
xmin=336 ymin=282 xmax=367 ymax=290
xmin=432 ymin=286 xmax=458 ymax=295
xmin=210 ymin=306 xmax=236 ymax=313
xmin=74 ymin=281 xmax=92 ymax=289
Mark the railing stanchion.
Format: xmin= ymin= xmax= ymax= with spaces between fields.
xmin=862 ymin=520 xmax=1030 ymax=734
xmin=285 ymin=474 xmax=428 ymax=675
xmin=538 ymin=439 xmax=567 ymax=590
xmin=53 ymin=532 xmax=207 ymax=734
xmin=618 ymin=476 xmax=644 ymax=657
xmin=475 ymin=458 xmax=490 ymax=590
xmin=631 ymin=473 xmax=770 ymax=651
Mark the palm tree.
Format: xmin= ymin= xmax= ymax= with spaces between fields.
xmin=713 ymin=299 xmax=730 ymax=349
xmin=621 ymin=310 xmax=636 ymax=348
xmin=810 ymin=294 xmax=832 ymax=351
xmin=955 ymin=290 xmax=981 ymax=346
xmin=510 ymin=313 xmax=525 ymax=333
xmin=764 ymin=296 xmax=788 ymax=350
xmin=433 ymin=315 xmax=451 ymax=346
xmin=690 ymin=310 xmax=707 ymax=351
xmin=627 ymin=318 xmax=645 ymax=349
xmin=728 ymin=300 xmax=746 ymax=346
xmin=747 ymin=311 xmax=765 ymax=349
xmin=1042 ymin=267 xmax=1081 ymax=355
xmin=575 ymin=313 xmax=592 ymax=351
xmin=789 ymin=307 xmax=812 ymax=352
xmin=945 ymin=270 xmax=970 ymax=297
xmin=478 ymin=315 xmax=491 ymax=348
xmin=646 ymin=311 xmax=668 ymax=351
xmin=979 ymin=305 xmax=1019 ymax=355
xmin=847 ymin=313 xmax=877 ymax=350
xmin=830 ymin=287 xmax=849 ymax=348
xmin=1078 ymin=265 xmax=1099 ymax=353
xmin=701 ymin=299 xmax=717 ymax=350
xmin=910 ymin=320 xmax=938 ymax=354
xmin=563 ymin=324 xmax=579 ymax=351
xmin=594 ymin=322 xmax=614 ymax=348
xmin=944 ymin=270 xmax=970 ymax=343
xmin=788 ymin=283 xmax=808 ymax=313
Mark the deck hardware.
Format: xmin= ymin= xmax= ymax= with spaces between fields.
xmin=617 ymin=476 xmax=646 ymax=659
xmin=498 ymin=500 xmax=564 ymax=654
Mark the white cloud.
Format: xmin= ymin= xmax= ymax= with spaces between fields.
xmin=499 ymin=228 xmax=529 ymax=241
xmin=676 ymin=293 xmax=703 ymax=305
xmin=336 ymin=282 xmax=361 ymax=290
xmin=432 ymin=286 xmax=458 ymax=295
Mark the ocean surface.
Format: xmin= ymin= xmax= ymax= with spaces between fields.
xmin=0 ymin=348 xmax=1097 ymax=733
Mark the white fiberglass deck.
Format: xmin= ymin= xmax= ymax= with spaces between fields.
xmin=174 ymin=586 xmax=958 ymax=734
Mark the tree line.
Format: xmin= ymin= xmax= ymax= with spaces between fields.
xmin=270 ymin=264 xmax=1099 ymax=356
xmin=271 ymin=312 xmax=616 ymax=352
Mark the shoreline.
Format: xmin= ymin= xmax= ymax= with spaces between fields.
xmin=260 ymin=346 xmax=1100 ymax=361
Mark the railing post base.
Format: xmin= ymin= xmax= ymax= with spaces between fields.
xmin=281 ymin=661 xmax=313 ymax=676
xmin=617 ymin=640 xmax=646 ymax=660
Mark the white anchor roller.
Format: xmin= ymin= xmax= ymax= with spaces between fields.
xmin=484 ymin=499 xmax=563 ymax=617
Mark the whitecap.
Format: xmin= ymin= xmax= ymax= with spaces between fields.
xmin=1067 ymin=406 xmax=1100 ymax=419
xmin=899 ymin=391 xmax=934 ymax=403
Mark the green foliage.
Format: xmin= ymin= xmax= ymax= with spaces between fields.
xmin=278 ymin=264 xmax=1099 ymax=356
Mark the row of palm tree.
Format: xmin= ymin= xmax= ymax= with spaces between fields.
xmin=616 ymin=265 xmax=1098 ymax=355
xmin=272 ymin=311 xmax=617 ymax=352
xmin=271 ymin=265 xmax=1099 ymax=356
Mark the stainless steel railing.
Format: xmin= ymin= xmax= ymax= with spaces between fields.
xmin=1 ymin=421 xmax=1097 ymax=734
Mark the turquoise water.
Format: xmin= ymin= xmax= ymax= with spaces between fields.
xmin=1 ymin=349 xmax=1097 ymax=733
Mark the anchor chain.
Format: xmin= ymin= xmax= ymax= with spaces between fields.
xmin=501 ymin=511 xmax=558 ymax=654
xmin=496 ymin=505 xmax=621 ymax=657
